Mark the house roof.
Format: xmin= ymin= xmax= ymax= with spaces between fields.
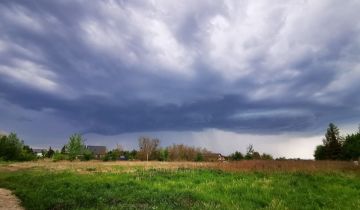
xmin=86 ymin=145 xmax=107 ymax=155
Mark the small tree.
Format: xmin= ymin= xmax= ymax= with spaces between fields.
xmin=129 ymin=150 xmax=138 ymax=160
xmin=60 ymin=145 xmax=67 ymax=154
xmin=261 ymin=153 xmax=273 ymax=160
xmin=252 ymin=151 xmax=261 ymax=160
xmin=230 ymin=151 xmax=244 ymax=161
xmin=158 ymin=148 xmax=169 ymax=161
xmin=195 ymin=152 xmax=204 ymax=162
xmin=45 ymin=147 xmax=55 ymax=158
xmin=245 ymin=144 xmax=255 ymax=160
xmin=66 ymin=133 xmax=86 ymax=161
xmin=138 ymin=136 xmax=159 ymax=161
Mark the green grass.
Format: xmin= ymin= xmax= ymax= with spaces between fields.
xmin=0 ymin=168 xmax=359 ymax=210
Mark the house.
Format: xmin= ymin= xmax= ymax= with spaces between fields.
xmin=86 ymin=145 xmax=107 ymax=159
xmin=33 ymin=149 xmax=47 ymax=157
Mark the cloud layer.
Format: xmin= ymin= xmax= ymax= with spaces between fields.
xmin=1 ymin=0 xmax=360 ymax=142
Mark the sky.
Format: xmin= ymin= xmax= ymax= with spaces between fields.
xmin=1 ymin=0 xmax=360 ymax=159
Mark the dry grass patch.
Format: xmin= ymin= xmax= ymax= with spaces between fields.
xmin=1 ymin=160 xmax=358 ymax=174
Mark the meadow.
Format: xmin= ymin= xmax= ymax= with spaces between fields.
xmin=0 ymin=160 xmax=359 ymax=210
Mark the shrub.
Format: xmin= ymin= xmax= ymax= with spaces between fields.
xmin=230 ymin=151 xmax=243 ymax=161
xmin=195 ymin=153 xmax=204 ymax=162
xmin=341 ymin=132 xmax=360 ymax=160
xmin=261 ymin=153 xmax=273 ymax=160
xmin=81 ymin=149 xmax=94 ymax=161
xmin=53 ymin=152 xmax=68 ymax=162
xmin=0 ymin=132 xmax=36 ymax=161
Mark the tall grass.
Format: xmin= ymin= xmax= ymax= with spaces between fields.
xmin=0 ymin=162 xmax=359 ymax=210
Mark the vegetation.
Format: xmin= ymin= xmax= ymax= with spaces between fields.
xmin=0 ymin=122 xmax=359 ymax=163
xmin=230 ymin=151 xmax=244 ymax=160
xmin=314 ymin=123 xmax=360 ymax=160
xmin=66 ymin=133 xmax=88 ymax=160
xmin=341 ymin=131 xmax=360 ymax=160
xmin=137 ymin=136 xmax=159 ymax=161
xmin=52 ymin=151 xmax=67 ymax=162
xmin=103 ymin=148 xmax=121 ymax=161
xmin=0 ymin=132 xmax=36 ymax=161
xmin=230 ymin=145 xmax=273 ymax=161
xmin=166 ymin=144 xmax=210 ymax=161
xmin=45 ymin=147 xmax=55 ymax=158
xmin=0 ymin=163 xmax=359 ymax=210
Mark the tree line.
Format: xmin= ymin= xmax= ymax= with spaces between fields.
xmin=54 ymin=135 xmax=217 ymax=162
xmin=0 ymin=132 xmax=274 ymax=162
xmin=3 ymin=123 xmax=359 ymax=162
xmin=314 ymin=123 xmax=360 ymax=160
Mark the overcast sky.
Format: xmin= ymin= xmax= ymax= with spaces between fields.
xmin=1 ymin=0 xmax=360 ymax=159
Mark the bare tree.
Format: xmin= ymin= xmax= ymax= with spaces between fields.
xmin=138 ymin=137 xmax=159 ymax=161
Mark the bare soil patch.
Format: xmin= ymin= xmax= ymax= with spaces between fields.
xmin=0 ymin=188 xmax=24 ymax=210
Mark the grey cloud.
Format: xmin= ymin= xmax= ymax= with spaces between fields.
xmin=0 ymin=0 xmax=359 ymax=139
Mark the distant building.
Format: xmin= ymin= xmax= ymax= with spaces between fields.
xmin=33 ymin=149 xmax=47 ymax=157
xmin=86 ymin=145 xmax=107 ymax=159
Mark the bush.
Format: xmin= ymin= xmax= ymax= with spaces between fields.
xmin=158 ymin=148 xmax=169 ymax=161
xmin=261 ymin=153 xmax=273 ymax=160
xmin=314 ymin=145 xmax=326 ymax=160
xmin=195 ymin=153 xmax=204 ymax=162
xmin=19 ymin=150 xmax=36 ymax=161
xmin=0 ymin=132 xmax=36 ymax=161
xmin=230 ymin=151 xmax=243 ymax=161
xmin=45 ymin=147 xmax=55 ymax=158
xmin=341 ymin=132 xmax=360 ymax=160
xmin=81 ymin=149 xmax=94 ymax=161
xmin=53 ymin=152 xmax=68 ymax=162
xmin=0 ymin=133 xmax=23 ymax=160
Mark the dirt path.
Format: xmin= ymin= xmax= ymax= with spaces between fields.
xmin=0 ymin=188 xmax=24 ymax=210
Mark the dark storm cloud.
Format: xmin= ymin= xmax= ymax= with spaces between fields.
xmin=1 ymin=0 xmax=360 ymax=136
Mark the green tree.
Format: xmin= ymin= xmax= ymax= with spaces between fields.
xmin=158 ymin=148 xmax=169 ymax=161
xmin=0 ymin=132 xmax=23 ymax=160
xmin=103 ymin=149 xmax=121 ymax=161
xmin=45 ymin=147 xmax=55 ymax=158
xmin=261 ymin=153 xmax=273 ymax=160
xmin=230 ymin=151 xmax=243 ymax=161
xmin=341 ymin=131 xmax=360 ymax=160
xmin=323 ymin=123 xmax=343 ymax=160
xmin=252 ymin=152 xmax=261 ymax=160
xmin=314 ymin=123 xmax=344 ymax=160
xmin=129 ymin=150 xmax=138 ymax=160
xmin=195 ymin=152 xmax=204 ymax=162
xmin=314 ymin=145 xmax=327 ymax=160
xmin=0 ymin=132 xmax=35 ymax=161
xmin=66 ymin=133 xmax=86 ymax=161
xmin=60 ymin=145 xmax=67 ymax=154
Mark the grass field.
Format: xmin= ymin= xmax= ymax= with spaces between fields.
xmin=0 ymin=160 xmax=359 ymax=210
